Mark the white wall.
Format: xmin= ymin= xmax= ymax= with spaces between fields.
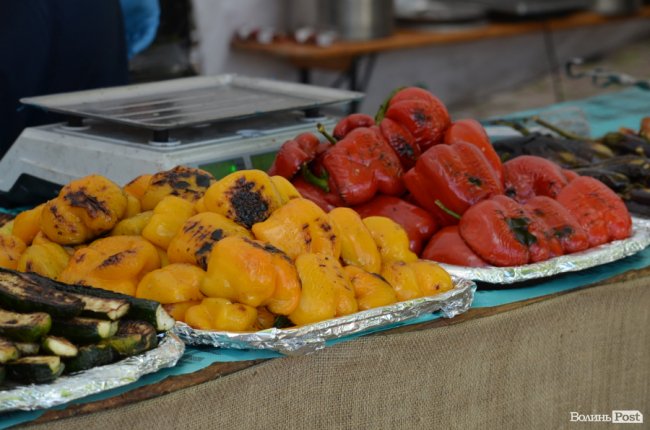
xmin=191 ymin=1 xmax=650 ymax=114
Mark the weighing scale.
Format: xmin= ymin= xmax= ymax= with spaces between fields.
xmin=0 ymin=75 xmax=362 ymax=205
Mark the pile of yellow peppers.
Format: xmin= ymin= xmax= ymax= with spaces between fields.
xmin=0 ymin=166 xmax=454 ymax=332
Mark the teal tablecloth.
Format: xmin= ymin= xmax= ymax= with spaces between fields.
xmin=2 ymin=87 xmax=650 ymax=428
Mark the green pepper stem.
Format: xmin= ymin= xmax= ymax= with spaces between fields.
xmin=532 ymin=116 xmax=590 ymax=141
xmin=374 ymin=87 xmax=404 ymax=124
xmin=317 ymin=123 xmax=337 ymax=145
xmin=434 ymin=200 xmax=461 ymax=220
xmin=301 ymin=164 xmax=330 ymax=192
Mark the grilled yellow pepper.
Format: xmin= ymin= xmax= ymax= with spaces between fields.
xmin=123 ymin=173 xmax=152 ymax=200
xmin=136 ymin=263 xmax=206 ymax=304
xmin=111 ymin=211 xmax=154 ymax=236
xmin=41 ymin=175 xmax=128 ymax=245
xmin=58 ymin=235 xmax=161 ymax=296
xmin=201 ymin=236 xmax=299 ymax=310
xmin=167 ymin=212 xmax=252 ymax=269
xmin=0 ymin=235 xmax=27 ymax=270
xmin=140 ymin=166 xmax=215 ymax=211
xmin=344 ymin=265 xmax=397 ymax=311
xmin=289 ymin=253 xmax=350 ymax=326
xmin=252 ymin=198 xmax=340 ymax=260
xmin=328 ymin=208 xmax=381 ymax=273
xmin=270 ymin=175 xmax=301 ymax=204
xmin=17 ymin=242 xmax=70 ymax=279
xmin=141 ymin=196 xmax=196 ymax=250
xmin=163 ymin=300 xmax=202 ymax=323
xmin=203 ymin=170 xmax=283 ymax=229
xmin=12 ymin=204 xmax=44 ymax=245
xmin=380 ymin=261 xmax=424 ymax=301
xmin=408 ymin=260 xmax=454 ymax=296
xmin=185 ymin=298 xmax=258 ymax=332
xmin=264 ymin=250 xmax=302 ymax=316
xmin=362 ymin=216 xmax=418 ymax=264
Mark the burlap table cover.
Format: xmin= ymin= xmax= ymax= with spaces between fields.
xmin=21 ymin=275 xmax=648 ymax=430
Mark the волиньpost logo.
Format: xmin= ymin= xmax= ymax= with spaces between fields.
xmin=570 ymin=410 xmax=644 ymax=424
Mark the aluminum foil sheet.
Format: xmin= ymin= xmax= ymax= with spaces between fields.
xmin=440 ymin=217 xmax=650 ymax=284
xmin=174 ymin=277 xmax=476 ymax=356
xmin=0 ymin=333 xmax=185 ymax=412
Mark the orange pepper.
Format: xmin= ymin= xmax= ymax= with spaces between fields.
xmin=141 ymin=196 xmax=196 ymax=250
xmin=328 ymin=207 xmax=381 ymax=273
xmin=140 ymin=166 xmax=215 ymax=211
xmin=12 ymin=204 xmax=44 ymax=245
xmin=344 ymin=265 xmax=397 ymax=311
xmin=136 ymin=263 xmax=206 ymax=304
xmin=0 ymin=235 xmax=27 ymax=270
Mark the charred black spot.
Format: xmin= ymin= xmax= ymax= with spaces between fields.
xmin=64 ymin=190 xmax=111 ymax=218
xmin=173 ymin=180 xmax=191 ymax=190
xmin=413 ymin=110 xmax=430 ymax=127
xmin=195 ymin=242 xmax=214 ymax=270
xmin=195 ymin=173 xmax=213 ymax=188
xmin=98 ymin=250 xmax=136 ymax=268
xmin=554 ymin=225 xmax=574 ymax=239
xmin=301 ymin=223 xmax=309 ymax=231
xmin=226 ymin=178 xmax=270 ymax=229
xmin=505 ymin=187 xmax=517 ymax=198
xmin=468 ymin=176 xmax=483 ymax=187
xmin=320 ymin=222 xmax=332 ymax=232
xmin=371 ymin=272 xmax=390 ymax=283
xmin=210 ymin=229 xmax=224 ymax=241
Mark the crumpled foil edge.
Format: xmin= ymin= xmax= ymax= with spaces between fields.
xmin=440 ymin=217 xmax=650 ymax=284
xmin=174 ymin=277 xmax=476 ymax=356
xmin=0 ymin=332 xmax=185 ymax=412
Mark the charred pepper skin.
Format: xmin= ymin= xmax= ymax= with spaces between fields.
xmin=267 ymin=133 xmax=321 ymax=179
xmin=444 ymin=119 xmax=503 ymax=185
xmin=556 ymin=176 xmax=632 ymax=247
xmin=405 ymin=141 xmax=504 ymax=226
xmin=503 ymin=155 xmax=570 ymax=203
xmin=321 ymin=127 xmax=404 ymax=206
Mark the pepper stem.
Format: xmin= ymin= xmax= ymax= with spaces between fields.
xmin=434 ymin=200 xmax=461 ymax=220
xmin=316 ymin=123 xmax=337 ymax=145
xmin=374 ymin=87 xmax=405 ymax=124
xmin=301 ymin=164 xmax=330 ymax=192
xmin=531 ymin=116 xmax=590 ymax=141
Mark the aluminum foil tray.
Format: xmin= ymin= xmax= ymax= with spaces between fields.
xmin=0 ymin=333 xmax=185 ymax=412
xmin=20 ymin=75 xmax=363 ymax=131
xmin=440 ymin=217 xmax=650 ymax=284
xmin=174 ymin=277 xmax=476 ymax=356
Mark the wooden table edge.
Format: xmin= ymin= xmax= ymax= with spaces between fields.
xmin=23 ymin=264 xmax=650 ymax=426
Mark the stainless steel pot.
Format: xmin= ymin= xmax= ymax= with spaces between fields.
xmin=320 ymin=0 xmax=395 ymax=41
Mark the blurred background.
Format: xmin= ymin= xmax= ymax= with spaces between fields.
xmin=132 ymin=0 xmax=650 ymax=117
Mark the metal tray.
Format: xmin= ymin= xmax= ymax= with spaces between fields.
xmin=440 ymin=217 xmax=650 ymax=284
xmin=20 ymin=75 xmax=364 ymax=131
xmin=174 ymin=277 xmax=476 ymax=356
xmin=0 ymin=333 xmax=185 ymax=412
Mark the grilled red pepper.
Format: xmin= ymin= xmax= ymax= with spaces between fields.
xmin=422 ymin=226 xmax=488 ymax=267
xmin=332 ymin=114 xmax=421 ymax=169
xmin=444 ymin=119 xmax=503 ymax=184
xmin=404 ymin=141 xmax=504 ymax=226
xmin=459 ymin=195 xmax=561 ymax=266
xmin=556 ymin=176 xmax=632 ymax=247
xmin=267 ymin=133 xmax=320 ymax=179
xmin=321 ymin=127 xmax=404 ymax=206
xmin=524 ymin=196 xmax=589 ymax=254
xmin=377 ymin=87 xmax=450 ymax=151
xmin=333 ymin=113 xmax=375 ymax=140
xmin=291 ymin=177 xmax=342 ymax=212
xmin=503 ymin=155 xmax=569 ymax=203
xmin=353 ymin=195 xmax=437 ymax=254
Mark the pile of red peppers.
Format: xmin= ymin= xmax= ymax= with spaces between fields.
xmin=268 ymin=87 xmax=632 ymax=267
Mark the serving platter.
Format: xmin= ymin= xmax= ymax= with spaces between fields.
xmin=440 ymin=217 xmax=650 ymax=284
xmin=174 ymin=277 xmax=475 ymax=356
xmin=0 ymin=333 xmax=184 ymax=412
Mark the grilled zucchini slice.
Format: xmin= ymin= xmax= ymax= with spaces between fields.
xmin=0 ymin=308 xmax=51 ymax=342
xmin=72 ymin=294 xmax=130 ymax=321
xmin=52 ymin=317 xmax=118 ymax=344
xmin=42 ymin=336 xmax=78 ymax=357
xmin=0 ymin=337 xmax=19 ymax=364
xmin=6 ymin=356 xmax=65 ymax=383
xmin=65 ymin=343 xmax=115 ymax=373
xmin=15 ymin=342 xmax=40 ymax=356
xmin=104 ymin=320 xmax=158 ymax=357
xmin=0 ymin=268 xmax=83 ymax=318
